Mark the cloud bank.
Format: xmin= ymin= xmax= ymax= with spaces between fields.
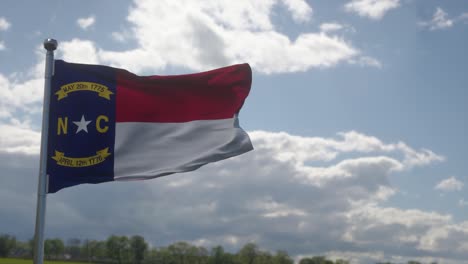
xmin=53 ymin=0 xmax=379 ymax=74
xmin=2 ymin=127 xmax=464 ymax=263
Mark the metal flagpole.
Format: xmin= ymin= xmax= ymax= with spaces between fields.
xmin=33 ymin=38 xmax=58 ymax=264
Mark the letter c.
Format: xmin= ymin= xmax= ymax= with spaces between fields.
xmin=96 ymin=115 xmax=109 ymax=133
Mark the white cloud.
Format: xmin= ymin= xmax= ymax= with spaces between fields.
xmin=0 ymin=123 xmax=40 ymax=154
xmin=320 ymin=23 xmax=344 ymax=33
xmin=346 ymin=203 xmax=451 ymax=231
xmin=420 ymin=9 xmax=468 ymax=31
xmin=0 ymin=47 xmax=46 ymax=154
xmin=459 ymin=199 xmax=468 ymax=207
xmin=320 ymin=21 xmax=357 ymax=34
xmin=0 ymin=17 xmax=11 ymax=31
xmin=435 ymin=177 xmax=464 ymax=192
xmin=344 ymin=203 xmax=468 ymax=262
xmin=280 ymin=0 xmax=313 ymax=23
xmin=420 ymin=8 xmax=454 ymax=31
xmin=0 ymin=63 xmax=44 ymax=118
xmin=76 ymin=15 xmax=95 ymax=30
xmin=418 ymin=223 xmax=468 ymax=253
xmin=59 ymin=39 xmax=99 ymax=64
xmin=250 ymin=130 xmax=444 ymax=184
xmin=348 ymin=56 xmax=382 ymax=68
xmin=430 ymin=8 xmax=453 ymax=29
xmin=249 ymin=197 xmax=307 ymax=218
xmin=111 ymin=31 xmax=130 ymax=43
xmin=53 ymin=0 xmax=380 ymax=74
xmin=345 ymin=0 xmax=400 ymax=20
xmin=0 ymin=18 xmax=10 ymax=50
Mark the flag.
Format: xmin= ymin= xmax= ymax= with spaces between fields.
xmin=47 ymin=60 xmax=253 ymax=193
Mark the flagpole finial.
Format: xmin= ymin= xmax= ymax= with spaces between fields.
xmin=43 ymin=38 xmax=58 ymax=51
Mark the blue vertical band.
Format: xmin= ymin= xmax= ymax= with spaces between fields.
xmin=47 ymin=60 xmax=116 ymax=193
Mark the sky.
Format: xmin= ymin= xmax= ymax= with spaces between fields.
xmin=0 ymin=0 xmax=468 ymax=263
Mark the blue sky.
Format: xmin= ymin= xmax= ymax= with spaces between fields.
xmin=1 ymin=0 xmax=468 ymax=263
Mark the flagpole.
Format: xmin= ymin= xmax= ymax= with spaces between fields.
xmin=33 ymin=38 xmax=57 ymax=264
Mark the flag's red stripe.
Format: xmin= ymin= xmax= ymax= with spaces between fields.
xmin=115 ymin=64 xmax=251 ymax=123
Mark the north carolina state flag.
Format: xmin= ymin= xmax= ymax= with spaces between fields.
xmin=47 ymin=60 xmax=253 ymax=193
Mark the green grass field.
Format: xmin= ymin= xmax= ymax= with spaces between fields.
xmin=0 ymin=258 xmax=93 ymax=264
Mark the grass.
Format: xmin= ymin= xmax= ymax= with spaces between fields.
xmin=0 ymin=258 xmax=93 ymax=264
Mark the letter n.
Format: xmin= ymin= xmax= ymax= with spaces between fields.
xmin=57 ymin=117 xmax=68 ymax=135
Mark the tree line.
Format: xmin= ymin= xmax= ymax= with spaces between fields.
xmin=0 ymin=233 xmax=436 ymax=264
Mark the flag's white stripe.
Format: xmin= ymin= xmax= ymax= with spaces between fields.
xmin=113 ymin=117 xmax=252 ymax=180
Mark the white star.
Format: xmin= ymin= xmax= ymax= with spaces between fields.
xmin=73 ymin=115 xmax=92 ymax=134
